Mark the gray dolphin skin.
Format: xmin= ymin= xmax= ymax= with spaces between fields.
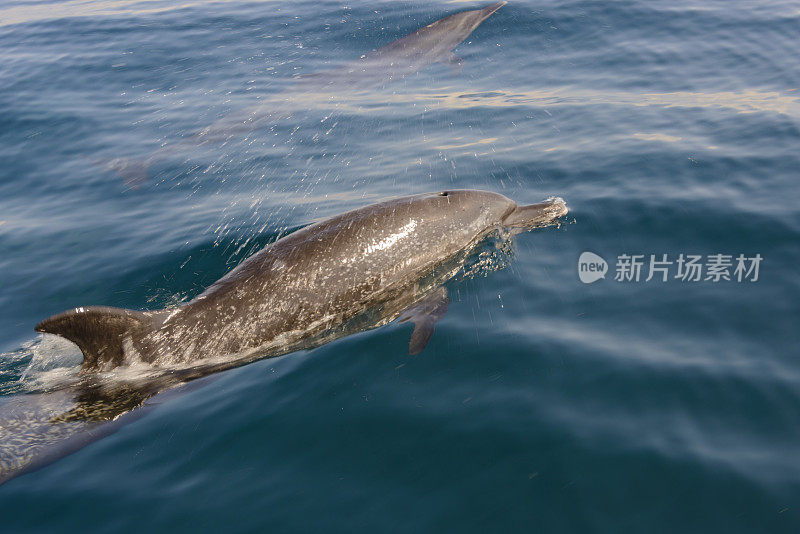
xmin=36 ymin=190 xmax=567 ymax=372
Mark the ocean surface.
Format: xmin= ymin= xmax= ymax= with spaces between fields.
xmin=1 ymin=0 xmax=799 ymax=531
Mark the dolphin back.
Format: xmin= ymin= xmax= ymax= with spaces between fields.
xmin=35 ymin=306 xmax=160 ymax=371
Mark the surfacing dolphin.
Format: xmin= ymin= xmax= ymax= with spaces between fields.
xmin=36 ymin=189 xmax=567 ymax=372
xmin=2 ymin=189 xmax=566 ymax=485
xmin=103 ymin=3 xmax=507 ymax=187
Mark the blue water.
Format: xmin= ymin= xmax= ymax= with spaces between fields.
xmin=1 ymin=0 xmax=799 ymax=531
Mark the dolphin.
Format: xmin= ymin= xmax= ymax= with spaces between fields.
xmin=2 ymin=189 xmax=566 ymax=486
xmin=101 ymin=3 xmax=507 ymax=184
xmin=36 ymin=190 xmax=567 ymax=372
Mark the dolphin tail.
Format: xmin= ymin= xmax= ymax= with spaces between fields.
xmin=35 ymin=306 xmax=158 ymax=371
xmin=399 ymin=288 xmax=450 ymax=355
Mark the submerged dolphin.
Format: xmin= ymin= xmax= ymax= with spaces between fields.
xmin=104 ymin=3 xmax=507 ymax=186
xmin=196 ymin=2 xmax=507 ymax=139
xmin=295 ymin=1 xmax=508 ymax=92
xmin=36 ymin=190 xmax=567 ymax=372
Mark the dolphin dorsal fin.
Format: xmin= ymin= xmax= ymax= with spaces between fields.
xmin=35 ymin=306 xmax=155 ymax=371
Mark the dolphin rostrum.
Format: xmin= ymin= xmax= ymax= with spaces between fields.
xmin=36 ymin=190 xmax=567 ymax=372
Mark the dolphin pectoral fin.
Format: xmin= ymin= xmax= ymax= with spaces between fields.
xmin=398 ymin=289 xmax=450 ymax=355
xmin=408 ymin=318 xmax=436 ymax=356
xmin=35 ymin=306 xmax=157 ymax=371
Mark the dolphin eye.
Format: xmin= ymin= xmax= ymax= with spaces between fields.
xmin=439 ymin=191 xmax=449 ymax=197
